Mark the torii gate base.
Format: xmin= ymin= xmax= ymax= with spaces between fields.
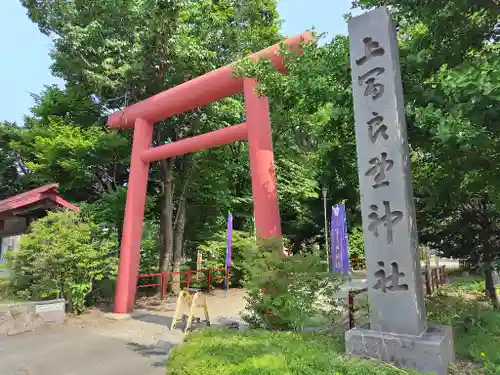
xmin=108 ymin=32 xmax=312 ymax=314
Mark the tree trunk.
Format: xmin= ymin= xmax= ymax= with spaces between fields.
xmin=158 ymin=199 xmax=165 ymax=270
xmin=117 ymin=224 xmax=123 ymax=248
xmin=484 ymin=261 xmax=499 ymax=309
xmin=172 ymin=194 xmax=187 ymax=294
xmin=156 ymin=116 xmax=197 ymax=293
xmin=159 ymin=158 xmax=174 ymax=278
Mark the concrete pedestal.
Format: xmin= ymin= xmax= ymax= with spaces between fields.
xmin=345 ymin=324 xmax=455 ymax=375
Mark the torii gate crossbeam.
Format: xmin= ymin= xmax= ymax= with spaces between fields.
xmin=108 ymin=32 xmax=312 ymax=313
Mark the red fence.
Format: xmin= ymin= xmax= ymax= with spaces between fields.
xmin=138 ymin=261 xmax=448 ymax=329
xmin=136 ymin=267 xmax=231 ymax=299
xmin=136 ymin=272 xmax=167 ymax=299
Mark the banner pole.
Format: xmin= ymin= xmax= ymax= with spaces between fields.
xmin=224 ymin=267 xmax=227 ymax=298
xmin=322 ymin=187 xmax=330 ymax=272
xmin=225 ymin=212 xmax=233 ymax=297
xmin=343 ymin=202 xmax=353 ymax=289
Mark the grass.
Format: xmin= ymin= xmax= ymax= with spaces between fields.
xmin=0 ymin=294 xmax=17 ymax=304
xmin=0 ymin=276 xmax=20 ymax=305
xmin=167 ymin=275 xmax=500 ymax=375
xmin=426 ymin=276 xmax=500 ymax=373
xmin=0 ymin=296 xmax=18 ymax=304
xmin=167 ymin=329 xmax=420 ymax=375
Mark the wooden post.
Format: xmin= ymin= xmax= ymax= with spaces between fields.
xmin=225 ymin=268 xmax=230 ymax=293
xmin=207 ymin=269 xmax=211 ymax=292
xmin=425 ymin=267 xmax=431 ymax=296
xmin=348 ymin=292 xmax=355 ymax=329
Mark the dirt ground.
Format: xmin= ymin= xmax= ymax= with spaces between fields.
xmin=133 ymin=288 xmax=248 ymax=328
xmin=0 ymin=289 xmax=248 ymax=375
xmin=0 ymin=279 xmax=373 ymax=375
xmin=0 ymin=261 xmax=459 ymax=374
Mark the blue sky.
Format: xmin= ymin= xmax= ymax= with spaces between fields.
xmin=0 ymin=0 xmax=357 ymax=124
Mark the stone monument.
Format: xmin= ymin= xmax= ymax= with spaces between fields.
xmin=345 ymin=7 xmax=455 ymax=375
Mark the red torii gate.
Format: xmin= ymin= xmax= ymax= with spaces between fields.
xmin=108 ymin=32 xmax=312 ymax=314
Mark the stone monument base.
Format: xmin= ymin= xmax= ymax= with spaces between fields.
xmin=345 ymin=323 xmax=454 ymax=375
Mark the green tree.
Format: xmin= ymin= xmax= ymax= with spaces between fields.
xmin=1 ymin=84 xmax=132 ymax=249
xmin=412 ymin=46 xmax=500 ymax=305
xmin=16 ymin=0 xmax=500 ymax=309
xmin=236 ymin=0 xmax=500 ymax=309
xmin=2 ymin=83 xmax=131 ymax=204
xmin=30 ymin=85 xmax=101 ymax=127
xmin=10 ymin=116 xmax=129 ymax=202
xmin=0 ymin=122 xmax=25 ymax=199
xmin=235 ymin=35 xmax=359 ymax=252
xmin=353 ymin=0 xmax=500 ymax=304
xmin=21 ymin=0 xmax=283 ymax=288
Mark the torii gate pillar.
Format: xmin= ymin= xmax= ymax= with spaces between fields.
xmin=108 ymin=32 xmax=312 ymax=313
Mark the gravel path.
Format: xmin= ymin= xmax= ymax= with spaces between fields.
xmin=0 ymin=289 xmax=249 ymax=375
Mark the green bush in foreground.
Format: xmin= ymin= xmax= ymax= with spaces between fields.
xmin=242 ymin=238 xmax=342 ymax=331
xmin=167 ymin=329 xmax=420 ymax=375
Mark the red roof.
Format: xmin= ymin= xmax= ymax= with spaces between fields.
xmin=0 ymin=184 xmax=79 ymax=217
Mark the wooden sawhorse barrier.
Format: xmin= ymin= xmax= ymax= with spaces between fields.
xmin=170 ymin=288 xmax=210 ymax=333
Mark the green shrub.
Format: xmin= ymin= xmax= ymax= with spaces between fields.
xmin=479 ymin=352 xmax=500 ymax=375
xmin=242 ymin=237 xmax=342 ymax=331
xmin=81 ymin=189 xmax=159 ymax=275
xmin=0 ymin=274 xmax=9 ymax=301
xmin=426 ymin=279 xmax=500 ymax=370
xmin=348 ymin=227 xmax=366 ymax=269
xmin=167 ymin=328 xmax=420 ymax=375
xmin=197 ymin=230 xmax=256 ymax=286
xmin=6 ymin=211 xmax=118 ymax=314
xmin=139 ymin=220 xmax=160 ymax=274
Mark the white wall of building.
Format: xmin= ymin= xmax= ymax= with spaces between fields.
xmin=0 ymin=235 xmax=22 ymax=277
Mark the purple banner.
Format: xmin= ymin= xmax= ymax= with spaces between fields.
xmin=225 ymin=212 xmax=233 ymax=268
xmin=331 ymin=203 xmax=350 ymax=273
